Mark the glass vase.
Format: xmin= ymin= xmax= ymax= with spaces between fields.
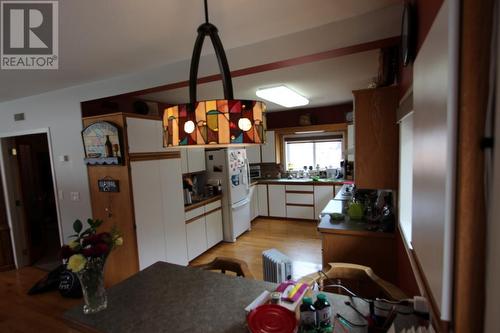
xmin=77 ymin=258 xmax=107 ymax=314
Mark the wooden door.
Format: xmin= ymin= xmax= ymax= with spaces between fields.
xmin=0 ymin=176 xmax=14 ymax=271
xmin=14 ymin=134 xmax=58 ymax=265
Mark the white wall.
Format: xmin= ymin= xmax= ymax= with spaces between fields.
xmin=0 ymin=5 xmax=401 ymax=246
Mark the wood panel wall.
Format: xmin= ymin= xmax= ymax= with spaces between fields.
xmin=453 ymin=0 xmax=495 ymax=331
xmin=83 ymin=113 xmax=139 ymax=286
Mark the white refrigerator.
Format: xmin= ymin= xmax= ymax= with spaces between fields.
xmin=206 ymin=148 xmax=251 ymax=242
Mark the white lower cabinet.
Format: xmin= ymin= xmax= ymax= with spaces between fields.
xmin=206 ymin=209 xmax=223 ymax=249
xmin=286 ymin=206 xmax=315 ymax=220
xmin=186 ymin=217 xmax=207 ymax=261
xmin=185 ymin=199 xmax=223 ymax=261
xmin=268 ymin=185 xmax=286 ymax=217
xmin=314 ymin=186 xmax=335 ymax=218
xmin=250 ymin=185 xmax=259 ymax=220
xmin=257 ymin=184 xmax=269 ymax=216
xmin=131 ymin=158 xmax=188 ymax=270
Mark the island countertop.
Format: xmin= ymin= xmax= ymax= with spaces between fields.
xmin=317 ymin=199 xmax=395 ymax=238
xmin=255 ymin=178 xmax=352 ymax=186
xmin=64 ymin=262 xmax=423 ymax=332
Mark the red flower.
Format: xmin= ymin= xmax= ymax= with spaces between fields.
xmin=60 ymin=245 xmax=73 ymax=260
xmin=95 ymin=243 xmax=110 ymax=256
xmin=82 ymin=234 xmax=100 ymax=246
xmin=98 ymin=232 xmax=112 ymax=244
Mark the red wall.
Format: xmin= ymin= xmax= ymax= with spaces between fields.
xmin=399 ymin=0 xmax=445 ymax=98
xmin=266 ymin=103 xmax=352 ymax=129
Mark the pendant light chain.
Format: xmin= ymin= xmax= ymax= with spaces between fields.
xmin=204 ymin=0 xmax=209 ymax=23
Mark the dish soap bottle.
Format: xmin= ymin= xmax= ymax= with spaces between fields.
xmin=299 ymin=297 xmax=316 ymax=333
xmin=314 ymin=293 xmax=333 ymax=332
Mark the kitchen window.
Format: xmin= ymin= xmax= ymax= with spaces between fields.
xmin=284 ymin=134 xmax=343 ymax=170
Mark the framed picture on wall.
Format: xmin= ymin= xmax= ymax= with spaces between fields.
xmin=82 ymin=121 xmax=123 ymax=165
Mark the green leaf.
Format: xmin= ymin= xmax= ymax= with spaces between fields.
xmin=93 ymin=219 xmax=103 ymax=228
xmin=73 ymin=220 xmax=83 ymax=233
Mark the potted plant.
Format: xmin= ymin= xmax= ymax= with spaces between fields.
xmin=61 ymin=218 xmax=122 ymax=314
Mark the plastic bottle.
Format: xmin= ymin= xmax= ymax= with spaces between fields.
xmin=314 ymin=294 xmax=333 ymax=332
xmin=299 ymin=297 xmax=316 ymax=333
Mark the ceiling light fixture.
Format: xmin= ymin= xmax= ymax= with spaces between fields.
xmin=163 ymin=0 xmax=267 ymax=147
xmin=256 ymin=86 xmax=309 ymax=108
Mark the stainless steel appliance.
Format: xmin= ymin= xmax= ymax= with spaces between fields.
xmin=249 ymin=165 xmax=261 ymax=180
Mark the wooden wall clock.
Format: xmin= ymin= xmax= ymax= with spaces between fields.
xmin=82 ymin=121 xmax=123 ymax=165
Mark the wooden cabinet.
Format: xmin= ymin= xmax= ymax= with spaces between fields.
xmin=261 ymin=130 xmax=276 ymax=163
xmin=186 ymin=217 xmax=207 ymax=261
xmin=257 ymin=184 xmax=269 ymax=216
xmin=268 ymin=184 xmax=286 ymax=217
xmin=353 ymin=86 xmax=399 ymax=189
xmin=126 ymin=117 xmax=165 ymax=153
xmin=246 ymin=146 xmax=262 ymax=164
xmin=185 ymin=199 xmax=223 ymax=261
xmin=314 ymin=186 xmax=335 ymax=219
xmin=179 ymin=148 xmax=206 ymax=174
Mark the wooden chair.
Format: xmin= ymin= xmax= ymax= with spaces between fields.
xmin=192 ymin=257 xmax=254 ymax=279
xmin=298 ymin=263 xmax=407 ymax=301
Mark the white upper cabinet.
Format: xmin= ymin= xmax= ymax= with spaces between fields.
xmin=179 ymin=148 xmax=206 ymax=174
xmin=246 ymin=145 xmax=262 ymax=164
xmin=261 ymin=130 xmax=276 ymax=163
xmin=187 ymin=148 xmax=206 ymax=173
xmin=127 ymin=117 xmax=165 ymax=153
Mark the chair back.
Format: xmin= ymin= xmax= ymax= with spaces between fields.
xmin=193 ymin=257 xmax=254 ymax=279
xmin=299 ymin=263 xmax=407 ymax=300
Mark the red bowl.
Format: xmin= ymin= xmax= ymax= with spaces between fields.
xmin=247 ymin=304 xmax=297 ymax=333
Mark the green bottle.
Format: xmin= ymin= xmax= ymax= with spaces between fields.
xmin=314 ymin=294 xmax=333 ymax=332
xmin=299 ymin=297 xmax=317 ymax=333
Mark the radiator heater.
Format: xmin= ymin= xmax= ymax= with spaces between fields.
xmin=262 ymin=249 xmax=293 ymax=283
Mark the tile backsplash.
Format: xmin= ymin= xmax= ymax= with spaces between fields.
xmin=259 ymin=163 xmax=284 ymax=179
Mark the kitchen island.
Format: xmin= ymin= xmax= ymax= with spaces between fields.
xmin=64 ymin=262 xmax=421 ymax=333
xmin=317 ymin=199 xmax=396 ymax=283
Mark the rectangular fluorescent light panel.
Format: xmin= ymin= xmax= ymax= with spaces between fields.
xmin=256 ymin=86 xmax=309 ymax=108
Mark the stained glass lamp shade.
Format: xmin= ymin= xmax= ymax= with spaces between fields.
xmin=162 ymin=1 xmax=266 ymax=147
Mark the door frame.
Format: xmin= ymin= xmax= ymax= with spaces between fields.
xmin=0 ymin=128 xmax=63 ymax=268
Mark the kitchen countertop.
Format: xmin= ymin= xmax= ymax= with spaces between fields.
xmin=184 ymin=194 xmax=222 ymax=212
xmin=64 ymin=262 xmax=421 ymax=332
xmin=317 ymin=199 xmax=394 ymax=238
xmin=254 ymin=178 xmax=351 ymax=186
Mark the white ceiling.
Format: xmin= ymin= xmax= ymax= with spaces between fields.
xmin=0 ymin=0 xmax=398 ymax=102
xmin=139 ymin=50 xmax=380 ymax=111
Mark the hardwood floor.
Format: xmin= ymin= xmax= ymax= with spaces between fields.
xmin=0 ymin=267 xmax=81 ymax=332
xmin=0 ymin=217 xmax=321 ymax=332
xmin=190 ymin=217 xmax=323 ymax=280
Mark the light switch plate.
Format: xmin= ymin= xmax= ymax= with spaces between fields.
xmin=70 ymin=192 xmax=80 ymax=201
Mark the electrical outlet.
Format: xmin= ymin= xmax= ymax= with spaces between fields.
xmin=70 ymin=192 xmax=80 ymax=201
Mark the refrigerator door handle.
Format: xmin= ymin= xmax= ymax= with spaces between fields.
xmin=245 ymin=158 xmax=251 ymax=190
xmin=232 ymin=197 xmax=250 ymax=209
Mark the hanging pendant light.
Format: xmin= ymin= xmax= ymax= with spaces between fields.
xmin=163 ymin=0 xmax=267 ymax=147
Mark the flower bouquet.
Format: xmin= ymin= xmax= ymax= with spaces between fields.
xmin=61 ymin=218 xmax=122 ymax=314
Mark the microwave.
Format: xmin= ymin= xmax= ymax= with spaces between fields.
xmin=249 ymin=165 xmax=261 ymax=180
